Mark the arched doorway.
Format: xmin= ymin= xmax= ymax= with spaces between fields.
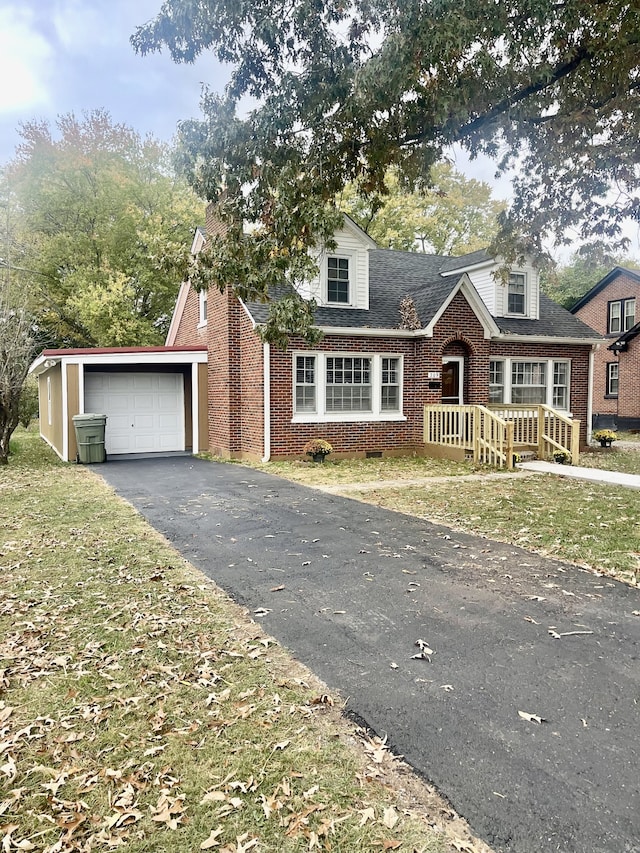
xmin=441 ymin=340 xmax=471 ymax=405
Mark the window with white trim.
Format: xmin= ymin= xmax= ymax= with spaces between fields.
xmin=295 ymin=355 xmax=316 ymax=412
xmin=489 ymin=360 xmax=504 ymax=403
xmin=489 ymin=358 xmax=570 ymax=409
xmin=553 ymin=361 xmax=569 ymax=409
xmin=326 ymin=356 xmax=371 ymax=411
xmin=198 ymin=288 xmax=208 ymax=326
xmin=326 ymin=256 xmax=350 ymax=304
xmin=608 ymin=297 xmax=635 ymax=334
xmin=293 ymin=352 xmax=403 ymax=420
xmin=606 ymin=362 xmax=619 ymax=397
xmin=381 ymin=357 xmax=400 ymax=411
xmin=507 ymin=273 xmax=526 ymax=315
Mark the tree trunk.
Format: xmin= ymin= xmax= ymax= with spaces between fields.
xmin=0 ymin=401 xmax=20 ymax=464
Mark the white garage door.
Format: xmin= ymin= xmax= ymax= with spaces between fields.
xmin=84 ymin=372 xmax=185 ymax=455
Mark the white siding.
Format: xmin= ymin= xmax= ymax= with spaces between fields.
xmin=467 ymin=267 xmax=497 ymax=314
xmin=301 ymin=224 xmax=371 ymax=309
xmin=469 ymin=258 xmax=540 ymax=320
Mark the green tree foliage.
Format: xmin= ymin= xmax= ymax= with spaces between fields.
xmin=542 ymin=243 xmax=640 ymax=308
xmin=340 ymin=164 xmax=506 ymax=254
xmin=131 ymin=0 xmax=640 ymax=341
xmin=5 ymin=110 xmax=205 ymax=348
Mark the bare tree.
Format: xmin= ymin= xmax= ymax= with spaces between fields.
xmin=0 ymin=280 xmax=36 ymax=464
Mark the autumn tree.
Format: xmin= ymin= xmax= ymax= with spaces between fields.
xmin=6 ymin=110 xmax=205 ymax=348
xmin=542 ymin=243 xmax=640 ymax=309
xmin=131 ymin=1 xmax=640 ymax=341
xmin=340 ymin=164 xmax=505 ymax=254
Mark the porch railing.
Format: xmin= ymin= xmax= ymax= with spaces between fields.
xmin=424 ymin=404 xmax=580 ymax=469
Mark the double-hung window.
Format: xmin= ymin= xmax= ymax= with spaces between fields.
xmin=381 ymin=358 xmax=400 ymax=411
xmin=606 ymin=362 xmax=619 ymax=397
xmin=295 ymin=356 xmax=316 ymax=412
xmin=608 ymin=298 xmax=635 ymax=334
xmin=489 ymin=360 xmax=504 ymax=403
xmin=489 ymin=358 xmax=570 ymax=410
xmin=326 ymin=256 xmax=350 ymax=304
xmin=507 ymin=273 xmax=526 ymax=315
xmin=293 ymin=352 xmax=403 ymax=420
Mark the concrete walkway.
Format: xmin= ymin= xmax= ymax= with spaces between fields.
xmin=519 ymin=460 xmax=640 ymax=489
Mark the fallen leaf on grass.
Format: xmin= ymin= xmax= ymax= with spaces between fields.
xmin=201 ymin=791 xmax=227 ymax=804
xmin=200 ymin=827 xmax=224 ymax=849
xmin=150 ymin=793 xmax=185 ymax=830
xmin=518 ymin=710 xmax=546 ymax=724
xmin=359 ymin=807 xmax=376 ymax=825
xmin=310 ymin=694 xmax=334 ymax=707
xmin=382 ymin=806 xmax=399 ymax=829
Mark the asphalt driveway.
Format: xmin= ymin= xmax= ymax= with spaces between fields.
xmin=98 ymin=456 xmax=640 ymax=853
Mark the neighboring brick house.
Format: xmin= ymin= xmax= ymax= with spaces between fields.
xmin=570 ymin=267 xmax=640 ymax=430
xmin=166 ymin=210 xmax=601 ymax=461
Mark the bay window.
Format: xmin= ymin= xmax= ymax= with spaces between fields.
xmin=293 ymin=352 xmax=403 ymax=421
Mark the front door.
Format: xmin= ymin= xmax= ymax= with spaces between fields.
xmin=441 ymin=357 xmax=464 ymax=404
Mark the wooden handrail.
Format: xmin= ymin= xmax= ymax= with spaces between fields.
xmin=425 ymin=403 xmax=579 ymax=467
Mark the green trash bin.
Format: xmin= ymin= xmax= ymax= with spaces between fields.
xmin=73 ymin=413 xmax=107 ymax=463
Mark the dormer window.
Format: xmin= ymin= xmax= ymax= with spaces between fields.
xmin=327 ymin=255 xmax=350 ymax=304
xmin=608 ymin=298 xmax=635 ymax=334
xmin=507 ymin=273 xmax=526 ymax=315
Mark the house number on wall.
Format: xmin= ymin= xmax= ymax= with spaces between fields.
xmin=427 ymin=371 xmax=441 ymax=379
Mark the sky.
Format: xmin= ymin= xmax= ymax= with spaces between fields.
xmin=0 ymin=0 xmax=228 ymax=163
xmin=1 ymin=0 xmax=636 ymax=262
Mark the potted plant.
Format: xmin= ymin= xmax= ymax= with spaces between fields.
xmin=552 ymin=449 xmax=572 ymax=464
xmin=593 ymin=428 xmax=617 ymax=447
xmin=303 ymin=438 xmax=333 ymax=463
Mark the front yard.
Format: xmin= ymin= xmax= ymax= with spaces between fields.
xmin=248 ymin=447 xmax=640 ymax=585
xmin=0 ymin=430 xmax=485 ymax=853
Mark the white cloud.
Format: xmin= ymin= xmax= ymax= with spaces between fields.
xmin=0 ymin=6 xmax=53 ymax=114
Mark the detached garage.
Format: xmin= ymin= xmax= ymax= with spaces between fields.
xmin=29 ymin=346 xmax=208 ymax=462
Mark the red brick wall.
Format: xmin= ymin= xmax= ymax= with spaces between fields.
xmin=573 ymin=272 xmax=640 ymax=421
xmin=617 ymin=338 xmax=640 ymax=420
xmin=268 ymin=335 xmax=420 ymax=457
xmin=206 ymin=288 xmax=264 ymax=458
xmin=173 ymin=285 xmax=207 ymax=347
xmin=432 ymin=292 xmax=491 ymax=405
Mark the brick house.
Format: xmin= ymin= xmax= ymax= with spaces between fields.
xmin=166 ymin=211 xmax=601 ymax=461
xmin=570 ymin=267 xmax=640 ymax=431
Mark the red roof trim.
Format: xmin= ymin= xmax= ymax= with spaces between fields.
xmin=41 ymin=345 xmax=208 ymax=356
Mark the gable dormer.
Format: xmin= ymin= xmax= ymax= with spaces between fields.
xmin=299 ymin=215 xmax=377 ymax=310
xmin=440 ymin=252 xmax=540 ymax=320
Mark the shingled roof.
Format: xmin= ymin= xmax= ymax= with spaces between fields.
xmin=244 ymin=247 xmax=601 ymax=340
